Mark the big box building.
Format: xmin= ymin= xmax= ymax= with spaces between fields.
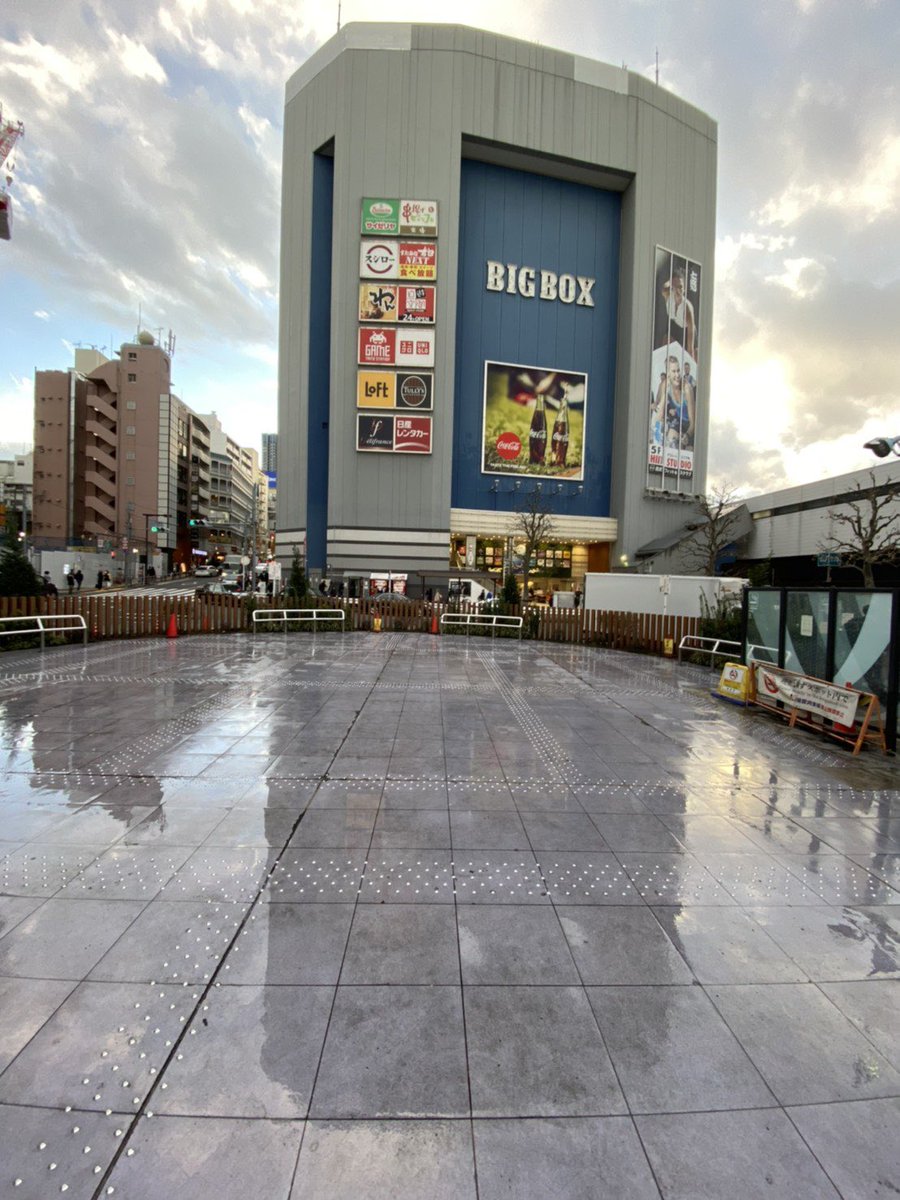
xmin=276 ymin=23 xmax=717 ymax=593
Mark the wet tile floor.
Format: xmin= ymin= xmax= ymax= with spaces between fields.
xmin=0 ymin=632 xmax=898 ymax=1198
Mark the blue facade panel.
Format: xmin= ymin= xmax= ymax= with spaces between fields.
xmin=452 ymin=161 xmax=620 ymax=518
xmin=306 ymin=153 xmax=333 ymax=570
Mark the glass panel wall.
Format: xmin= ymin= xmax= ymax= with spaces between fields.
xmin=746 ymin=590 xmax=780 ymax=663
xmin=784 ymin=590 xmax=830 ymax=680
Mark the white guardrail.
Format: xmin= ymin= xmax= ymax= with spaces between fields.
xmin=677 ymin=634 xmax=741 ymax=665
xmin=0 ymin=612 xmax=88 ymax=649
xmin=252 ymin=608 xmax=346 ymax=631
xmin=440 ymin=612 xmax=523 ymax=638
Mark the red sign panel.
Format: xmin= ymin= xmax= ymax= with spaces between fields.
xmin=398 ymin=242 xmax=437 ymax=280
xmin=358 ymin=327 xmax=396 ymax=366
xmin=394 ymin=416 xmax=432 ymax=453
xmin=396 ymin=285 xmax=436 ymax=323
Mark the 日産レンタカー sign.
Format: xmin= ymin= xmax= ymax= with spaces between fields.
xmin=394 ymin=416 xmax=432 ymax=453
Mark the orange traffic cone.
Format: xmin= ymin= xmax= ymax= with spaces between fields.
xmin=430 ymin=611 xmax=439 ymax=635
xmin=166 ymin=612 xmax=178 ymax=639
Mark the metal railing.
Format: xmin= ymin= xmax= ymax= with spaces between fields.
xmin=252 ymin=608 xmax=346 ymax=631
xmin=440 ymin=612 xmax=523 ymax=638
xmin=0 ymin=612 xmax=88 ymax=649
xmin=677 ymin=634 xmax=740 ymax=666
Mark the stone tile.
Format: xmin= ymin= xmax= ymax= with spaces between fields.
xmin=453 ymin=853 xmax=548 ymax=905
xmin=265 ymin=850 xmax=367 ymax=902
xmin=617 ymin=853 xmax=736 ymax=905
xmin=224 ymin=902 xmax=354 ymax=985
xmin=291 ymin=1120 xmax=476 ymax=1200
xmin=819 ymin=979 xmax=900 ymax=1067
xmin=122 ymin=804 xmax=229 ymax=845
xmin=0 ymin=897 xmax=145 ymax=979
xmin=0 ymin=976 xmax=77 ymax=1072
xmin=286 ymin=808 xmax=376 ymax=849
xmin=311 ymin=985 xmax=468 ymax=1118
xmin=708 ymin=982 xmax=900 ymax=1104
xmin=155 ymin=984 xmax=333 ymax=1118
xmin=0 ymin=1102 xmax=136 ymax=1200
xmin=166 ymin=847 xmax=276 ymax=902
xmin=518 ymin=812 xmax=607 ymax=851
xmin=0 ymin=843 xmax=108 ymax=897
xmin=636 ymin=1108 xmax=841 ymax=1199
xmin=0 ymin=894 xmax=44 ymax=939
xmin=458 ymin=905 xmax=579 ymax=984
xmin=105 ymin=1114 xmax=303 ymax=1200
xmin=558 ymin=906 xmax=693 ymax=984
xmin=58 ymin=845 xmax=193 ymax=900
xmin=474 ymin=1116 xmax=659 ymax=1200
xmin=651 ymin=905 xmax=806 ymax=984
xmin=359 ymin=851 xmax=455 ymax=904
xmin=750 ymin=904 xmax=899 ymax=980
xmin=203 ymin=806 xmax=302 ymax=847
xmin=88 ymin=898 xmax=245 ymax=984
xmin=0 ymin=980 xmax=185 ymax=1110
xmin=786 ymin=1098 xmax=900 ymax=1200
xmin=370 ymin=809 xmax=451 ymax=849
xmin=587 ymin=985 xmax=773 ymax=1114
xmin=588 ymin=813 xmax=682 ymax=851
xmin=465 ymin=986 xmax=626 ymax=1117
xmin=449 ymin=810 xmax=529 ymax=850
xmin=341 ymin=904 xmax=458 ymax=984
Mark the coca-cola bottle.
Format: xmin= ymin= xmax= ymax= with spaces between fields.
xmin=551 ymin=397 xmax=569 ymax=467
xmin=529 ymin=394 xmax=547 ymax=464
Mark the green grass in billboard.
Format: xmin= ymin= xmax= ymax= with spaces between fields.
xmin=482 ymin=361 xmax=585 ymax=479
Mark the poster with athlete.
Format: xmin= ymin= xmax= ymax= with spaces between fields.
xmin=648 ymin=246 xmax=702 ymax=486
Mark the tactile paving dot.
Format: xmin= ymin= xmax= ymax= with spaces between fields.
xmin=267 ymin=857 xmax=363 ymax=897
xmin=452 ymin=859 xmax=546 ymax=901
xmin=620 ymin=860 xmax=731 ymax=903
xmin=539 ymin=859 xmax=635 ymax=900
xmin=357 ymin=859 xmax=451 ymax=899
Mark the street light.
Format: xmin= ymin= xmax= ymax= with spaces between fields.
xmin=864 ymin=436 xmax=900 ymax=458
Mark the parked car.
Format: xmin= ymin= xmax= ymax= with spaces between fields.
xmin=194 ymin=563 xmax=219 ymax=578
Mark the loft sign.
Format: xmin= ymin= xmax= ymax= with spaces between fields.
xmin=485 ymin=261 xmax=595 ymax=307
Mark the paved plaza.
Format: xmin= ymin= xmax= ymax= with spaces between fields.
xmin=0 ymin=631 xmax=898 ymax=1199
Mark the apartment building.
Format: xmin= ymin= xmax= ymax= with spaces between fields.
xmin=198 ymin=413 xmax=267 ymax=561
xmin=32 ymin=335 xmax=211 ymax=572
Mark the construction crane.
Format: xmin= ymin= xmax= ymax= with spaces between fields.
xmin=0 ymin=104 xmax=25 ymax=242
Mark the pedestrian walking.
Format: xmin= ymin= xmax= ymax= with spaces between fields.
xmin=103 ymin=570 xmax=111 ymax=588
xmin=66 ymin=571 xmax=75 ymax=595
xmin=96 ymin=570 xmax=104 ymax=589
xmin=74 ymin=569 xmax=83 ymax=591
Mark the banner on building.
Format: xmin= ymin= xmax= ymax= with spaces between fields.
xmin=357 ymin=414 xmax=432 ymax=454
xmin=357 ymin=371 xmax=433 ymax=411
xmin=359 ymin=283 xmax=435 ymax=324
xmin=648 ymin=246 xmax=702 ymax=486
xmin=481 ymin=359 xmax=587 ymax=480
xmin=361 ymin=198 xmax=438 ymax=237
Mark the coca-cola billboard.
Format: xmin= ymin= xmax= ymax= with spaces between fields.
xmin=481 ymin=359 xmax=587 ymax=481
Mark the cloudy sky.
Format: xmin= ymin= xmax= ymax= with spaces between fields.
xmin=2 ymin=0 xmax=898 ymax=492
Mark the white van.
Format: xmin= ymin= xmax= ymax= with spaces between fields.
xmin=448 ymin=578 xmax=494 ymax=605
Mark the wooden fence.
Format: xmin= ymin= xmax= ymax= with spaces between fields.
xmin=0 ymin=593 xmax=699 ymax=657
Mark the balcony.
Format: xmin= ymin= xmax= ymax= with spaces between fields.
xmin=88 ymin=394 xmax=117 ymax=424
xmin=86 ymin=419 xmax=117 ymax=449
xmin=84 ymin=470 xmax=116 ymax=498
xmin=84 ymin=446 xmax=117 ymax=474
xmin=84 ymin=492 xmax=117 ymax=524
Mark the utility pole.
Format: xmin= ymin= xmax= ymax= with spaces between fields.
xmin=144 ymin=513 xmax=170 ymax=582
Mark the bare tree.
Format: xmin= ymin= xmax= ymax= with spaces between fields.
xmin=512 ymin=490 xmax=555 ymax=595
xmin=820 ymin=472 xmax=900 ymax=588
xmin=682 ymin=484 xmax=745 ymax=576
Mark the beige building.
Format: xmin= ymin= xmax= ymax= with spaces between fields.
xmin=32 ymin=334 xmax=212 ymax=573
xmin=195 ymin=413 xmax=268 ymax=561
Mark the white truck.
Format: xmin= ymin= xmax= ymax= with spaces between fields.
xmin=582 ymin=573 xmax=745 ymax=618
xmin=448 ymin=577 xmax=494 ymax=604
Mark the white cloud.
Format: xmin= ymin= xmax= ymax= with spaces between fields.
xmin=33 ymin=310 xmax=50 ymax=321
xmin=763 ymin=256 xmax=825 ymax=297
xmin=108 ymin=32 xmax=168 ymax=84
xmin=0 ymin=375 xmax=35 ymax=443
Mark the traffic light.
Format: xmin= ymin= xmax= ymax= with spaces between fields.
xmin=150 ymin=524 xmax=166 ymax=534
xmin=189 ymin=518 xmax=208 ymax=527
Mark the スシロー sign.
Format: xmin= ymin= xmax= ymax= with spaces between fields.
xmin=357 ymin=414 xmax=433 ymax=454
xmin=360 ymin=240 xmax=438 ymax=281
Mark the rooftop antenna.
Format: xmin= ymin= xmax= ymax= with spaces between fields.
xmin=337 ymin=1 xmax=341 ymax=31
xmin=655 ymin=49 xmax=659 ymax=84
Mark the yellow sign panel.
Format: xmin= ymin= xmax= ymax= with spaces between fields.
xmin=357 ymin=371 xmax=396 ymax=409
xmin=717 ymin=662 xmax=750 ymax=703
